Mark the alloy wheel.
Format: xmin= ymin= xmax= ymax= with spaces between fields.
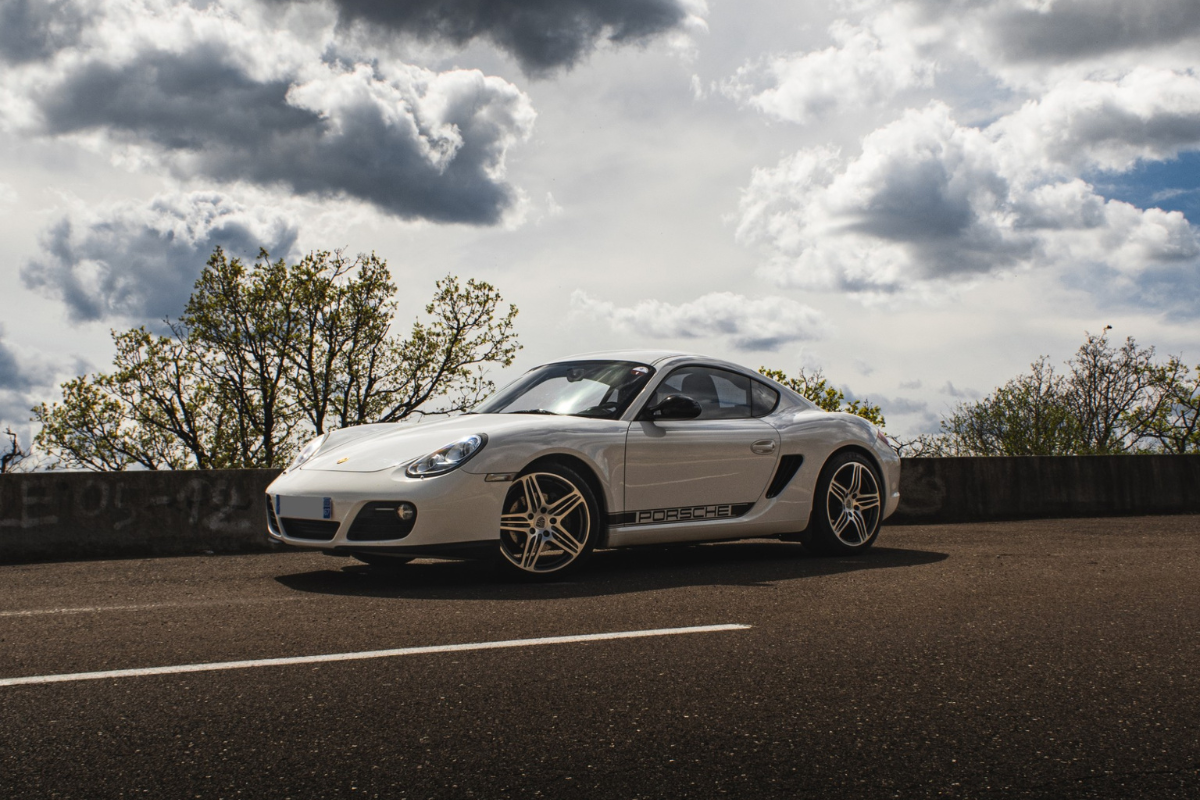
xmin=824 ymin=461 xmax=882 ymax=546
xmin=499 ymin=471 xmax=593 ymax=574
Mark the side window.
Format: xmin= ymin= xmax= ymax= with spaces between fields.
xmin=652 ymin=366 xmax=753 ymax=420
xmin=751 ymin=380 xmax=780 ymax=417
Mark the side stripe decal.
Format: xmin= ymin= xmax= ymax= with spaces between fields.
xmin=607 ymin=502 xmax=753 ymax=527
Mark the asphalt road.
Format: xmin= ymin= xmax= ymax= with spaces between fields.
xmin=1 ymin=516 xmax=1198 ymax=799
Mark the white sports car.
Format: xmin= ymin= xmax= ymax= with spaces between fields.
xmin=265 ymin=351 xmax=901 ymax=578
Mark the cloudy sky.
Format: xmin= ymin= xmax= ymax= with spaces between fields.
xmin=2 ymin=0 xmax=1200 ymax=442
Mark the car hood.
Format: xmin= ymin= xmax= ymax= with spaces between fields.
xmin=299 ymin=414 xmax=606 ymax=473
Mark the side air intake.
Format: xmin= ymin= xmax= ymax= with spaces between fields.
xmin=765 ymin=455 xmax=804 ymax=499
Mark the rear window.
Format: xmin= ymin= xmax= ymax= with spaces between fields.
xmin=751 ymin=381 xmax=780 ymax=417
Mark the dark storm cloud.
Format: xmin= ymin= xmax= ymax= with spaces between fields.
xmin=39 ymin=45 xmax=318 ymax=151
xmin=34 ymin=43 xmax=534 ymax=223
xmin=0 ymin=0 xmax=89 ymax=63
xmin=0 ymin=327 xmax=51 ymax=437
xmin=317 ymin=0 xmax=694 ymax=74
xmin=987 ymin=0 xmax=1200 ymax=63
xmin=0 ymin=331 xmax=33 ymax=392
xmin=21 ymin=192 xmax=300 ymax=323
xmin=841 ymin=154 xmax=1033 ymax=279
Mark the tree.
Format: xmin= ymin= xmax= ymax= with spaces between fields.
xmin=176 ymin=249 xmax=303 ymax=468
xmin=1 ymin=427 xmax=30 ymax=473
xmin=936 ymin=330 xmax=1195 ymax=456
xmin=32 ymin=363 xmax=197 ymax=471
xmin=1062 ymin=330 xmax=1160 ymax=454
xmin=1127 ymin=359 xmax=1200 ymax=454
xmin=34 ymin=248 xmax=520 ymax=470
xmin=939 ymin=357 xmax=1079 ymax=456
xmin=758 ymin=366 xmax=886 ymax=427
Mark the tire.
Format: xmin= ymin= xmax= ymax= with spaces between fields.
xmin=497 ymin=464 xmax=599 ymax=580
xmin=801 ymin=451 xmax=884 ymax=556
xmin=352 ymin=553 xmax=415 ymax=570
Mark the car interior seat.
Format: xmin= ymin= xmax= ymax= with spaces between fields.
xmin=679 ymin=372 xmax=721 ymax=415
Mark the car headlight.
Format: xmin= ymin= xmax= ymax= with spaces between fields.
xmin=405 ymin=434 xmax=488 ymax=478
xmin=286 ymin=433 xmax=329 ymax=473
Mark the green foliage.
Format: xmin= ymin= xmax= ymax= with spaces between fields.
xmin=938 ymin=330 xmax=1200 ymax=456
xmin=939 ymin=357 xmax=1080 ymax=456
xmin=758 ymin=366 xmax=886 ymax=427
xmin=1126 ymin=359 xmax=1200 ymax=454
xmin=34 ymin=248 xmax=520 ymax=470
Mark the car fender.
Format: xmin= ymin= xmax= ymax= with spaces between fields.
xmin=461 ymin=420 xmax=628 ymax=514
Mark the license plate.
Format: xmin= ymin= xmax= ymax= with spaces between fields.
xmin=275 ymin=495 xmax=333 ymax=520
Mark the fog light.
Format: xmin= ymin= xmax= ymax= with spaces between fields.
xmin=396 ymin=502 xmax=416 ymax=521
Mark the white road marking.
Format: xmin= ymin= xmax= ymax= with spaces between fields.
xmin=0 ymin=624 xmax=751 ymax=687
xmin=0 ymin=597 xmax=301 ymax=618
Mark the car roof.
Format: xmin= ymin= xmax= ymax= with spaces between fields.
xmin=544 ymin=347 xmax=758 ymax=376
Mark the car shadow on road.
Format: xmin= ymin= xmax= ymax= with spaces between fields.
xmin=273 ymin=539 xmax=949 ymax=601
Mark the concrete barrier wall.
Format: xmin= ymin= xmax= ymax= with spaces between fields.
xmin=0 ymin=470 xmax=281 ymax=564
xmin=2 ymin=455 xmax=1199 ymax=564
xmin=891 ymin=454 xmax=1200 ymax=524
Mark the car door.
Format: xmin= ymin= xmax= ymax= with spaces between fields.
xmin=624 ymin=365 xmax=780 ymax=520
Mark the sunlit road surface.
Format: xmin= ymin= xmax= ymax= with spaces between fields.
xmin=2 ymin=516 xmax=1198 ymax=799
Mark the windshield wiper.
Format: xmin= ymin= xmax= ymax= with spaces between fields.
xmin=507 ymin=409 xmax=559 ymax=415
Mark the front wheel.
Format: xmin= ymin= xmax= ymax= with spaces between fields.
xmin=497 ymin=465 xmax=599 ymax=580
xmin=802 ymin=452 xmax=883 ymax=556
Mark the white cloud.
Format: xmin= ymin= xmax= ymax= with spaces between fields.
xmin=736 ymin=70 xmax=1200 ymax=313
xmin=571 ymin=290 xmax=828 ymax=351
xmin=737 ymin=104 xmax=1030 ymax=295
xmin=723 ymin=17 xmax=935 ymax=125
xmin=992 ymin=68 xmax=1200 ymax=175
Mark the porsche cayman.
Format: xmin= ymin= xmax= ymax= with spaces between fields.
xmin=265 ymin=351 xmax=901 ymax=577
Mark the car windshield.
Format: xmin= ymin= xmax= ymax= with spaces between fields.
xmin=473 ymin=360 xmax=656 ymax=419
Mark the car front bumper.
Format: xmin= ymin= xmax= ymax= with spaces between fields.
xmin=265 ymin=466 xmax=512 ymax=551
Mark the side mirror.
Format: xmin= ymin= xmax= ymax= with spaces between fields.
xmin=646 ymin=394 xmax=702 ymax=420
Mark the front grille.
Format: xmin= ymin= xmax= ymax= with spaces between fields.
xmin=279 ymin=518 xmax=340 ymax=541
xmin=346 ymin=502 xmax=418 ymax=541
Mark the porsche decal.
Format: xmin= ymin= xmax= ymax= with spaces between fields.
xmin=609 ymin=502 xmax=753 ymax=527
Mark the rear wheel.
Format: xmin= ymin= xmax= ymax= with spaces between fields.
xmin=497 ymin=465 xmax=598 ymax=580
xmin=802 ymin=452 xmax=883 ymax=555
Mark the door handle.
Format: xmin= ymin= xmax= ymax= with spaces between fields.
xmin=751 ymin=440 xmax=776 ymax=454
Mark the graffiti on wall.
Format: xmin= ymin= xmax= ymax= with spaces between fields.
xmin=0 ymin=475 xmax=263 ymax=532
xmin=0 ymin=471 xmax=282 ymax=561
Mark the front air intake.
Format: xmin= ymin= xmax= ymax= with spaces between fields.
xmin=346 ymin=502 xmax=418 ymax=541
xmin=278 ymin=518 xmax=340 ymax=541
